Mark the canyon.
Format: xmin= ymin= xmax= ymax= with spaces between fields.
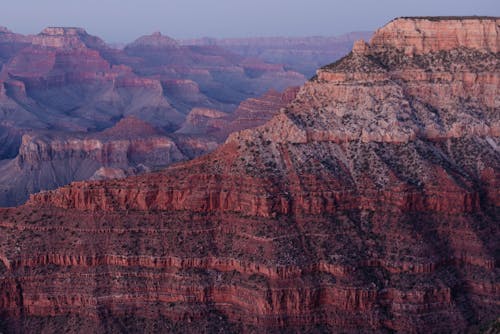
xmin=0 ymin=88 xmax=298 ymax=207
xmin=0 ymin=26 xmax=363 ymax=207
xmin=0 ymin=16 xmax=498 ymax=333
xmin=0 ymin=25 xmax=308 ymax=136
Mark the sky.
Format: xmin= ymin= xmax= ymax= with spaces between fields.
xmin=1 ymin=0 xmax=499 ymax=43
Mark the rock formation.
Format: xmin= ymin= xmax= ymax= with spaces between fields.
xmin=125 ymin=31 xmax=180 ymax=49
xmin=0 ymin=26 xmax=310 ymax=206
xmin=370 ymin=16 xmax=499 ymax=54
xmin=0 ymin=26 xmax=365 ymax=209
xmin=0 ymin=17 xmax=498 ymax=333
xmin=32 ymin=27 xmax=103 ymax=49
xmin=0 ymin=26 xmax=306 ymax=137
xmin=0 ymin=117 xmax=186 ymax=207
xmin=0 ymin=27 xmax=185 ymax=134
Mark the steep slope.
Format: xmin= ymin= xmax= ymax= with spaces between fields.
xmin=0 ymin=17 xmax=499 ymax=333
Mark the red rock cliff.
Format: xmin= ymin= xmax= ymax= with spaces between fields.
xmin=370 ymin=16 xmax=499 ymax=54
xmin=0 ymin=17 xmax=499 ymax=333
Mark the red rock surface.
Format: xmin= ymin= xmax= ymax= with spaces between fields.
xmin=0 ymin=17 xmax=499 ymax=333
xmin=370 ymin=16 xmax=499 ymax=55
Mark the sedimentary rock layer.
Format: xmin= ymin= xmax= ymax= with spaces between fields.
xmin=0 ymin=117 xmax=186 ymax=207
xmin=0 ymin=17 xmax=498 ymax=333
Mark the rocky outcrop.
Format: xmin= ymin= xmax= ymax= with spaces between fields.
xmin=33 ymin=27 xmax=94 ymax=49
xmin=306 ymin=17 xmax=499 ymax=144
xmin=0 ymin=117 xmax=186 ymax=207
xmin=17 ymin=131 xmax=183 ymax=169
xmin=370 ymin=16 xmax=499 ymax=55
xmin=227 ymin=87 xmax=299 ymax=133
xmin=0 ymin=17 xmax=499 ymax=333
xmin=177 ymin=108 xmax=229 ymax=135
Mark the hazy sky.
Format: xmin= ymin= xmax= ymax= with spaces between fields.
xmin=1 ymin=0 xmax=499 ymax=42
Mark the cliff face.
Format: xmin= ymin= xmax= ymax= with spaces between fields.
xmin=0 ymin=117 xmax=186 ymax=207
xmin=32 ymin=27 xmax=106 ymax=49
xmin=370 ymin=17 xmax=499 ymax=54
xmin=0 ymin=17 xmax=499 ymax=333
